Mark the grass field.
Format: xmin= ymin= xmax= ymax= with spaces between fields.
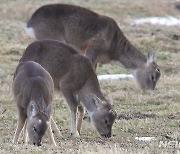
xmin=0 ymin=0 xmax=180 ymax=153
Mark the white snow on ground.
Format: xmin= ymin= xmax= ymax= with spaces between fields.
xmin=133 ymin=16 xmax=180 ymax=26
xmin=97 ymin=74 xmax=133 ymax=81
xmin=135 ymin=137 xmax=156 ymax=142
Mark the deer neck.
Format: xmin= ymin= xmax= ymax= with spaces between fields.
xmin=111 ymin=31 xmax=147 ymax=77
xmin=78 ymin=78 xmax=105 ymax=113
xmin=79 ymin=94 xmax=96 ymax=114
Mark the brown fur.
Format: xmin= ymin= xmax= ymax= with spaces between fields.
xmin=13 ymin=61 xmax=57 ymax=146
xmin=19 ymin=40 xmax=117 ymax=138
xmin=26 ymin=4 xmax=160 ymax=91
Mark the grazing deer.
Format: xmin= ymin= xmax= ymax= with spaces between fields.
xmin=25 ymin=4 xmax=160 ymax=91
xmin=13 ymin=61 xmax=59 ymax=146
xmin=19 ymin=40 xmax=117 ymax=138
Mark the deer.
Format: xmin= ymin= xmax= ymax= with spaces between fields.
xmin=19 ymin=40 xmax=117 ymax=138
xmin=25 ymin=4 xmax=161 ymax=91
xmin=12 ymin=61 xmax=60 ymax=146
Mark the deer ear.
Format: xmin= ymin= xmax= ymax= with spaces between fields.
xmin=30 ymin=100 xmax=39 ymax=117
xmin=92 ymin=95 xmax=102 ymax=108
xmin=147 ymin=49 xmax=155 ymax=63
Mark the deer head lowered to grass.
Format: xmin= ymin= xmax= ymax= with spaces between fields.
xmin=12 ymin=61 xmax=60 ymax=146
xmin=19 ymin=40 xmax=117 ymax=138
xmin=25 ymin=4 xmax=161 ymax=91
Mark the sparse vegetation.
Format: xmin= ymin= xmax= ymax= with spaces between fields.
xmin=0 ymin=0 xmax=179 ymax=153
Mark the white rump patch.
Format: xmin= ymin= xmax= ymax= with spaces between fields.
xmin=97 ymin=74 xmax=133 ymax=81
xmin=25 ymin=26 xmax=36 ymax=39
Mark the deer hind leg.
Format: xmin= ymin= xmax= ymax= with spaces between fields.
xmin=77 ymin=105 xmax=85 ymax=135
xmin=47 ymin=119 xmax=56 ymax=146
xmin=61 ymin=88 xmax=79 ymax=137
xmin=51 ymin=118 xmax=62 ymax=137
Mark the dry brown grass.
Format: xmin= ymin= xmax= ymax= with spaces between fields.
xmin=137 ymin=0 xmax=179 ymax=17
xmin=0 ymin=0 xmax=180 ymax=153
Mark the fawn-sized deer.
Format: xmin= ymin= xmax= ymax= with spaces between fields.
xmin=13 ymin=61 xmax=59 ymax=146
xmin=19 ymin=40 xmax=117 ymax=138
xmin=26 ymin=4 xmax=160 ymax=91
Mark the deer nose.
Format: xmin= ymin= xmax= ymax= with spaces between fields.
xmin=33 ymin=141 xmax=41 ymax=146
xmin=101 ymin=132 xmax=111 ymax=138
xmin=106 ymin=132 xmax=111 ymax=138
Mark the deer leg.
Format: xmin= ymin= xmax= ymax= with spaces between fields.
xmin=94 ymin=63 xmax=97 ymax=71
xmin=85 ymin=51 xmax=98 ymax=71
xmin=13 ymin=117 xmax=26 ymax=144
xmin=47 ymin=119 xmax=56 ymax=146
xmin=51 ymin=118 xmax=62 ymax=137
xmin=13 ymin=119 xmax=25 ymax=144
xmin=13 ymin=105 xmax=26 ymax=144
xmin=70 ymin=106 xmax=79 ymax=137
xmin=23 ymin=120 xmax=27 ymax=143
xmin=85 ymin=38 xmax=107 ymax=72
xmin=61 ymin=88 xmax=79 ymax=137
xmin=24 ymin=131 xmax=29 ymax=145
xmin=23 ymin=120 xmax=30 ymax=144
xmin=77 ymin=105 xmax=85 ymax=135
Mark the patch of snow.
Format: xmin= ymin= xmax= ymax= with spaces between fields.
xmin=135 ymin=137 xmax=156 ymax=142
xmin=97 ymin=74 xmax=133 ymax=81
xmin=133 ymin=16 xmax=180 ymax=26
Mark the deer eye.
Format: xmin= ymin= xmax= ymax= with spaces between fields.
xmin=104 ymin=119 xmax=108 ymax=124
xmin=151 ymin=75 xmax=155 ymax=81
xmin=156 ymin=68 xmax=160 ymax=73
xmin=33 ymin=127 xmax=37 ymax=132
